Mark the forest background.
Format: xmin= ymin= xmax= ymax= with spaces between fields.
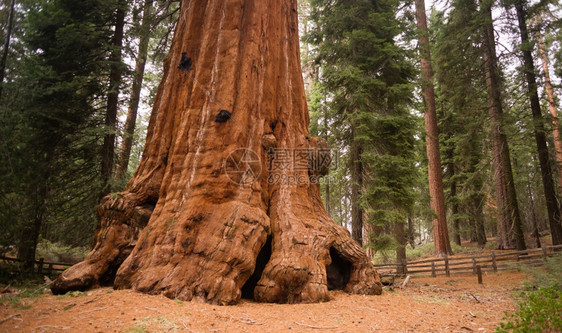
xmin=1 ymin=0 xmax=561 ymax=270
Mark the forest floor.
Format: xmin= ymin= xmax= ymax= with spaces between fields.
xmin=0 ymin=270 xmax=528 ymax=333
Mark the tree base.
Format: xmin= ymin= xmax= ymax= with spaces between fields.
xmin=51 ymin=191 xmax=382 ymax=304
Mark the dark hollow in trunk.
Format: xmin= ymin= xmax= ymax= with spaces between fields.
xmin=51 ymin=0 xmax=381 ymax=305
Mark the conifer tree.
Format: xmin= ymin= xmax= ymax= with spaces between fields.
xmin=480 ymin=0 xmax=525 ymax=250
xmin=512 ymin=0 xmax=561 ymax=246
xmin=0 ymin=0 xmax=117 ymax=268
xmin=307 ymin=0 xmax=419 ymax=262
xmin=415 ymin=0 xmax=452 ymax=256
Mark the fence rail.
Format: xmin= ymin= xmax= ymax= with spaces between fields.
xmin=374 ymin=244 xmax=562 ymax=278
xmin=0 ymin=255 xmax=77 ymax=275
xmin=2 ymin=245 xmax=562 ymax=278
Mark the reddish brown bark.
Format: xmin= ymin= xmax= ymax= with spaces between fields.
xmin=514 ymin=0 xmax=557 ymax=248
xmin=52 ymin=0 xmax=381 ymax=305
xmin=537 ymin=29 xmax=562 ymax=195
xmin=481 ymin=1 xmax=524 ymax=250
xmin=414 ymin=0 xmax=452 ymax=256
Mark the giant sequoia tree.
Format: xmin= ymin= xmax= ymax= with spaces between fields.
xmin=52 ymin=0 xmax=381 ymax=304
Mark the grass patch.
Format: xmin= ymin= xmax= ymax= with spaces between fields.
xmin=123 ymin=325 xmax=148 ymax=333
xmin=126 ymin=316 xmax=181 ymax=332
xmin=0 ymin=279 xmax=46 ymax=310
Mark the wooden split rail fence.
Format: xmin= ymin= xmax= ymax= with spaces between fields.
xmin=374 ymin=244 xmax=562 ymax=278
xmin=2 ymin=244 xmax=562 ymax=278
xmin=0 ymin=256 xmax=77 ymax=275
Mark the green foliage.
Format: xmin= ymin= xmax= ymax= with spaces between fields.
xmin=0 ymin=0 xmax=117 ymax=267
xmin=521 ymin=254 xmax=562 ymax=291
xmin=496 ymin=254 xmax=562 ymax=332
xmin=35 ymin=240 xmax=89 ymax=264
xmin=305 ymin=0 xmax=421 ymax=263
xmin=496 ymin=286 xmax=562 ymax=332
xmin=0 ymin=278 xmax=48 ymax=310
xmin=431 ymin=0 xmax=490 ymax=247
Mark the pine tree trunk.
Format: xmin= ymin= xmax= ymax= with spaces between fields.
xmin=51 ymin=0 xmax=381 ymax=304
xmin=414 ymin=0 xmax=452 ymax=256
xmin=351 ymin=127 xmax=364 ymax=245
xmin=407 ymin=215 xmax=416 ymax=248
xmin=514 ymin=0 xmax=561 ymax=247
xmin=324 ymin=107 xmax=331 ymax=217
xmin=0 ymin=0 xmax=16 ymax=100
xmin=101 ymin=2 xmax=126 ymax=194
xmin=537 ymin=29 xmax=562 ymax=196
xmin=481 ymin=2 xmax=524 ymax=250
xmin=114 ymin=0 xmax=154 ymax=181
xmin=395 ymin=221 xmax=406 ymax=275
xmin=448 ymin=148 xmax=461 ymax=246
xmin=527 ymin=180 xmax=541 ymax=248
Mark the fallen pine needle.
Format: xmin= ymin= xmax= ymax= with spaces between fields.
xmin=180 ymin=319 xmax=196 ymax=333
xmin=295 ymin=322 xmax=338 ymax=329
xmin=78 ymin=307 xmax=106 ymax=315
xmin=0 ymin=313 xmax=22 ymax=324
xmin=239 ymin=317 xmax=264 ymax=326
xmin=32 ymin=325 xmax=72 ymax=332
xmin=143 ymin=306 xmax=162 ymax=313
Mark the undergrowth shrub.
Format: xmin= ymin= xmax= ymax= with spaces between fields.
xmin=496 ymin=253 xmax=562 ymax=333
xmin=35 ymin=240 xmax=89 ymax=264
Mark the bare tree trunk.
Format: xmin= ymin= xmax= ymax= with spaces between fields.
xmin=414 ymin=0 xmax=452 ymax=256
xmin=514 ymin=0 xmax=560 ymax=247
xmin=351 ymin=127 xmax=364 ymax=246
xmin=481 ymin=1 xmax=524 ymax=250
xmin=537 ymin=29 xmax=562 ymax=194
xmin=115 ymin=0 xmax=154 ymax=181
xmin=0 ymin=0 xmax=16 ymax=100
xmin=101 ymin=2 xmax=126 ymax=195
xmin=395 ymin=220 xmax=406 ymax=275
xmin=527 ymin=179 xmax=541 ymax=248
xmin=407 ymin=215 xmax=416 ymax=248
xmin=448 ymin=148 xmax=461 ymax=246
xmin=52 ymin=0 xmax=381 ymax=304
xmin=324 ymin=106 xmax=331 ymax=217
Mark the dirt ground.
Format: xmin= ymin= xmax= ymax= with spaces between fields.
xmin=0 ymin=271 xmax=527 ymax=333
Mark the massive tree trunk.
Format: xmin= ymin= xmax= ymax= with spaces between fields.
xmin=514 ymin=0 xmax=561 ymax=247
xmin=414 ymin=0 xmax=452 ymax=256
xmin=101 ymin=1 xmax=126 ymax=195
xmin=481 ymin=1 xmax=525 ymax=250
xmin=114 ymin=0 xmax=154 ymax=181
xmin=52 ymin=0 xmax=381 ymax=305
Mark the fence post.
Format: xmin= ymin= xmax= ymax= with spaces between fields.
xmin=476 ymin=265 xmax=482 ymax=284
xmin=491 ymin=251 xmax=497 ymax=272
xmin=444 ymin=255 xmax=450 ymax=277
xmin=472 ymin=258 xmax=477 ymax=274
xmin=48 ymin=263 xmax=53 ymax=276
xmin=431 ymin=261 xmax=436 ymax=277
xmin=542 ymin=247 xmax=548 ymax=260
xmin=37 ymin=258 xmax=44 ymax=275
